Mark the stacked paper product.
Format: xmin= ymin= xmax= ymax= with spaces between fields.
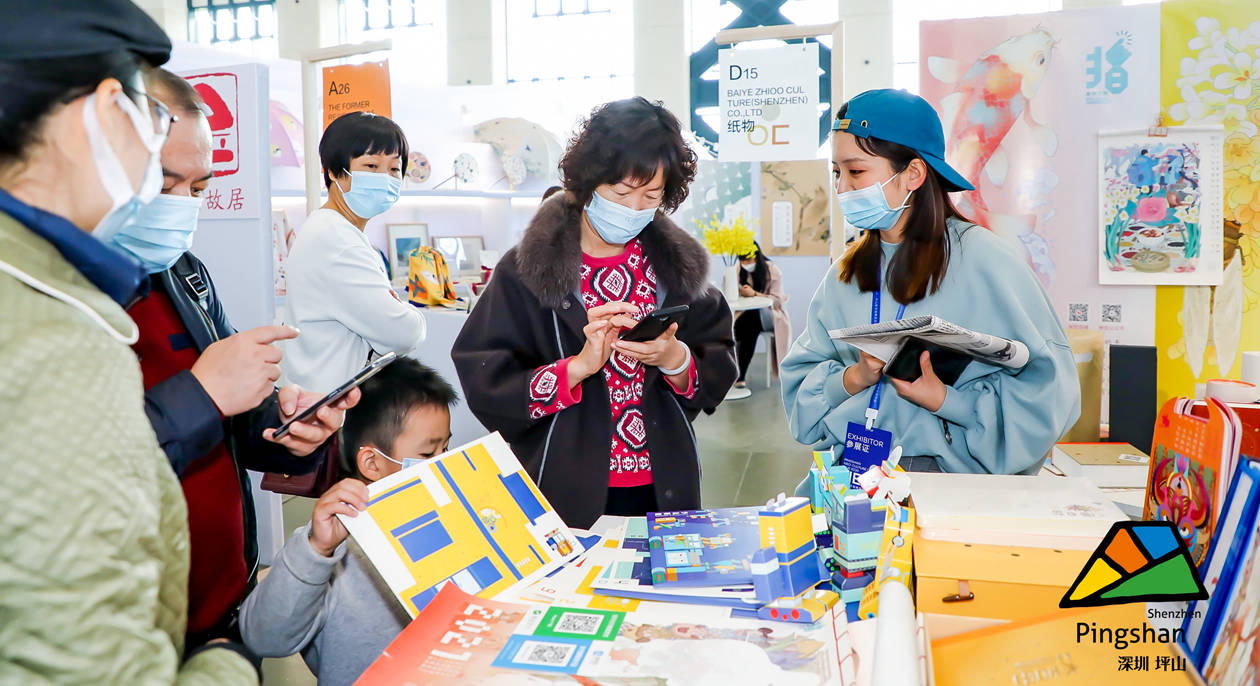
xmin=1051 ymin=442 xmax=1150 ymax=488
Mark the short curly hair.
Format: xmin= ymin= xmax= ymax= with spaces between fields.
xmin=559 ymin=97 xmax=697 ymax=212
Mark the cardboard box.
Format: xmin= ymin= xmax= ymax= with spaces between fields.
xmin=914 ymin=537 xmax=1093 ymax=621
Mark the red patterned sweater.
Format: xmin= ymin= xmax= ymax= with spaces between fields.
xmin=526 ymin=239 xmax=697 ymax=487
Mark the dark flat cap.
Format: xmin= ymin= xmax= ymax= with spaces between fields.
xmin=0 ymin=0 xmax=171 ymax=65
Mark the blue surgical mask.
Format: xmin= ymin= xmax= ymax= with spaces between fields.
xmin=364 ymin=446 xmax=427 ymax=470
xmin=836 ymin=172 xmax=912 ymax=231
xmin=83 ymin=93 xmax=166 ymax=244
xmin=111 ymin=194 xmax=202 ymax=273
xmin=585 ymin=190 xmax=657 ymax=245
xmin=336 ymin=171 xmax=402 ymax=219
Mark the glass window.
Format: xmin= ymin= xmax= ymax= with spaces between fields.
xmin=892 ymin=0 xmax=1061 ymax=93
xmin=188 ymin=0 xmax=278 ymax=58
xmin=503 ymin=0 xmax=634 ymax=84
xmin=340 ymin=0 xmax=446 ymax=86
xmin=534 ymin=0 xmax=610 ymax=17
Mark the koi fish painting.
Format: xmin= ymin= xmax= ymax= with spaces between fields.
xmin=919 ymin=6 xmax=1160 ymax=374
xmin=929 ymin=28 xmax=1059 ymax=286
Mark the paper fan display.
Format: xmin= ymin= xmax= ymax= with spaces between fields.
xmin=269 ymin=100 xmax=303 ymax=167
xmin=407 ymin=151 xmax=431 ymax=184
xmin=473 ymin=117 xmax=562 ymax=183
xmin=453 ymin=153 xmax=479 ymax=184
xmin=502 ymin=155 xmax=527 ymax=187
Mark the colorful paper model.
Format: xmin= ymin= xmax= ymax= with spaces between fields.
xmin=749 ymin=494 xmax=837 ymax=623
xmin=808 ymin=450 xmax=848 ymax=518
xmin=858 ymin=504 xmax=916 ymax=620
xmin=857 ymin=446 xmax=912 ymax=519
xmin=830 ymin=494 xmax=883 ymax=572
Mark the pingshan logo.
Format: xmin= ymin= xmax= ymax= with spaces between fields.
xmin=1056 ymin=521 xmax=1205 ymax=674
xmin=1060 ymin=520 xmax=1207 ymax=609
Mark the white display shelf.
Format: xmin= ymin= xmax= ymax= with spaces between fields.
xmin=271 ymin=188 xmax=543 ymax=200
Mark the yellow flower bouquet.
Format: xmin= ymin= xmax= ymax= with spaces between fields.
xmin=698 ymin=214 xmax=758 ymax=266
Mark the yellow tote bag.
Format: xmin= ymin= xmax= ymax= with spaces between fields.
xmin=407 ymin=245 xmax=458 ymax=307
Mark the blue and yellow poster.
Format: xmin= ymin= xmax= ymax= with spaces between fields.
xmin=341 ymin=432 xmax=584 ymax=617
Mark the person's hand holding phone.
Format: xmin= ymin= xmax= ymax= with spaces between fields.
xmin=568 ymin=302 xmax=639 ymax=386
xmin=308 ymin=478 xmax=369 ymax=557
xmin=890 ymin=351 xmax=947 ymax=412
xmin=842 ymin=351 xmax=886 ymax=396
xmin=613 ymin=323 xmax=687 ymax=371
xmin=191 ymin=325 xmax=299 ymax=417
xmin=263 ymin=385 xmax=361 ymax=455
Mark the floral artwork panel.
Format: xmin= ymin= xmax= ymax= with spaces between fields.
xmin=1098 ymin=128 xmax=1224 ymax=286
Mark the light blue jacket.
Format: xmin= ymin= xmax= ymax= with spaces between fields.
xmin=780 ymin=218 xmax=1080 ymax=474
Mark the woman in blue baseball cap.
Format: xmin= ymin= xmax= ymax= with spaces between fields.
xmin=781 ymin=89 xmax=1080 ymax=476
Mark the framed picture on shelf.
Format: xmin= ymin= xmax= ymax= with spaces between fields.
xmin=387 ymin=223 xmax=430 ymax=286
xmin=431 ymin=235 xmax=485 ymax=280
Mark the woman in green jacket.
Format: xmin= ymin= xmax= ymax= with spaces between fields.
xmin=0 ymin=2 xmax=259 ymax=683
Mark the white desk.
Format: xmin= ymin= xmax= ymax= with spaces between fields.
xmin=725 ymin=296 xmax=773 ymax=400
xmin=731 ymin=295 xmax=773 ymax=312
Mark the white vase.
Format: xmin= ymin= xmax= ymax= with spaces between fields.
xmin=722 ymin=262 xmax=741 ymax=303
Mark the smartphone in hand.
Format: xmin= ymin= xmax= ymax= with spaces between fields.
xmin=272 ymin=352 xmax=399 ymax=439
xmin=619 ymin=305 xmax=690 ymax=343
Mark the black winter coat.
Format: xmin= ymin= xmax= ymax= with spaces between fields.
xmin=134 ymin=252 xmax=326 ymax=584
xmin=452 ymin=193 xmax=737 ymax=528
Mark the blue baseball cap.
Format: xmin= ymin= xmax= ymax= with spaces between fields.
xmin=831 ymin=89 xmax=974 ymax=193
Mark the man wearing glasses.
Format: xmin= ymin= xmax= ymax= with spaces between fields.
xmin=123 ymin=68 xmax=360 ymax=649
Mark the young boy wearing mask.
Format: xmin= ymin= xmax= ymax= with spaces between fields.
xmin=239 ymin=358 xmax=457 ymax=686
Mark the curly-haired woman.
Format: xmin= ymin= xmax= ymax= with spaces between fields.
xmin=453 ymin=97 xmax=737 ymax=526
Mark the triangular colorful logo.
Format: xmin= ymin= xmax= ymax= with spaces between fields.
xmin=1059 ymin=521 xmax=1207 ymax=608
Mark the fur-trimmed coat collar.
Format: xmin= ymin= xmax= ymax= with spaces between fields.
xmin=515 ymin=191 xmax=712 ymax=309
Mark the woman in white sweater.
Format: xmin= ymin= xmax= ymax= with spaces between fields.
xmin=282 ymin=112 xmax=426 ymax=392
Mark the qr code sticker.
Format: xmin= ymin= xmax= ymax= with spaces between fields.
xmin=515 ymin=640 xmax=576 ymax=667
xmin=1068 ymin=303 xmax=1088 ymax=323
xmin=555 ymin=612 xmax=602 ymax=635
xmin=1102 ymin=304 xmax=1122 ymax=323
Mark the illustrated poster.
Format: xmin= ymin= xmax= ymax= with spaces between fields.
xmin=1098 ymin=127 xmax=1225 ymax=285
xmin=337 ymin=432 xmax=583 ymax=617
xmin=919 ymin=6 xmax=1161 ymax=368
xmin=760 ymin=160 xmax=831 ymax=256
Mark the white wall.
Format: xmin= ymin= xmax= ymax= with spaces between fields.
xmin=634 ymin=0 xmax=690 ymax=117
xmin=447 ymin=0 xmax=495 ymax=85
xmin=134 ymin=0 xmax=188 ymax=40
xmin=275 ymin=0 xmax=339 ymax=61
xmin=838 ymin=0 xmax=894 ymax=101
